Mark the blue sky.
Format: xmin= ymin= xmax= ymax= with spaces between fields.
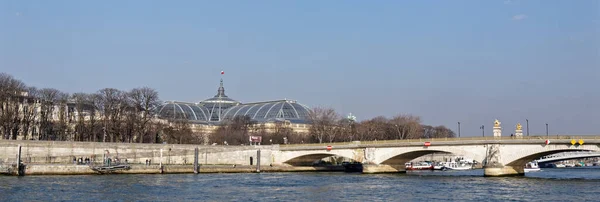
xmin=1 ymin=0 xmax=598 ymax=136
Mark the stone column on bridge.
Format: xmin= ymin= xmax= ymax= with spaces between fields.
xmin=493 ymin=119 xmax=502 ymax=137
xmin=483 ymin=143 xmax=523 ymax=176
xmin=515 ymin=123 xmax=523 ymax=138
xmin=363 ymin=148 xmax=376 ymax=164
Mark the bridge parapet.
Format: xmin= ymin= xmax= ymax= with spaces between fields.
xmin=278 ymin=136 xmax=600 ymax=152
xmin=279 ymin=135 xmax=600 ymax=148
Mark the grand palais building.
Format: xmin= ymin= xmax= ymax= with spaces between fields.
xmin=155 ymin=79 xmax=312 ymax=133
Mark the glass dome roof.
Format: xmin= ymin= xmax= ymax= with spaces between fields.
xmin=221 ymin=100 xmax=311 ymax=124
xmin=156 ymin=101 xmax=210 ymax=122
xmin=156 ymin=79 xmax=312 ymax=125
xmin=198 ymin=79 xmax=240 ymax=122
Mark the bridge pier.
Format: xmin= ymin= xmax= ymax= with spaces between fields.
xmin=362 ymin=164 xmax=406 ymax=174
xmin=483 ymin=166 xmax=524 ymax=177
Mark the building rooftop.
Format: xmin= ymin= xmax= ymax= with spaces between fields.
xmin=156 ymin=79 xmax=311 ymax=124
xmin=222 ymin=99 xmax=311 ymax=124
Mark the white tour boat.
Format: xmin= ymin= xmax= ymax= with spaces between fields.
xmin=524 ymin=161 xmax=541 ymax=172
xmin=405 ymin=162 xmax=434 ymax=170
xmin=433 ymin=162 xmax=447 ymax=170
xmin=443 ymin=161 xmax=473 ymax=170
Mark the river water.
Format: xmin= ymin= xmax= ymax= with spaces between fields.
xmin=1 ymin=168 xmax=599 ymax=201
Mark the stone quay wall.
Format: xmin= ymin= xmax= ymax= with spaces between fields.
xmin=0 ymin=140 xmax=278 ymax=166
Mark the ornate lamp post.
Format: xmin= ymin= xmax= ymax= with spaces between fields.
xmin=458 ymin=122 xmax=461 ymax=138
xmin=526 ymin=119 xmax=529 ymax=136
xmin=480 ymin=125 xmax=485 ymax=137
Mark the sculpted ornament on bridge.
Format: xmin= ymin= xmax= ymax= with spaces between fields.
xmin=493 ymin=119 xmax=502 ymax=137
xmin=515 ymin=123 xmax=523 ymax=137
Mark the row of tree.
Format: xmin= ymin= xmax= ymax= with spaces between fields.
xmin=0 ymin=73 xmax=161 ymax=143
xmin=1 ymin=72 xmax=455 ymax=145
xmin=208 ymin=107 xmax=456 ymax=145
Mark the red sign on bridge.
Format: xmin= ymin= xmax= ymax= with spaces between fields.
xmin=249 ymin=136 xmax=262 ymax=143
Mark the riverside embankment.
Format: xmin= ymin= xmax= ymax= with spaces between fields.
xmin=0 ymin=140 xmax=347 ymax=176
xmin=0 ymin=140 xmax=275 ymax=166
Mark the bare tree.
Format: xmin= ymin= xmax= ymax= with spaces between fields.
xmin=72 ymin=93 xmax=88 ymax=141
xmin=337 ymin=118 xmax=357 ymax=142
xmin=162 ymin=119 xmax=194 ymax=144
xmin=211 ymin=115 xmax=256 ymax=145
xmin=128 ymin=87 xmax=160 ymax=143
xmin=433 ymin=125 xmax=456 ymax=138
xmin=356 ymin=116 xmax=389 ymax=141
xmin=0 ymin=73 xmax=27 ymax=139
xmin=389 ymin=114 xmax=423 ymax=140
xmin=52 ymin=92 xmax=70 ymax=141
xmin=112 ymin=92 xmax=129 ymax=142
xmin=422 ymin=125 xmax=436 ymax=139
xmin=123 ymin=107 xmax=136 ymax=143
xmin=87 ymin=93 xmax=102 ymax=142
xmin=96 ymin=88 xmax=127 ymax=142
xmin=261 ymin=121 xmax=294 ymax=144
xmin=151 ymin=121 xmax=165 ymax=143
xmin=421 ymin=125 xmax=456 ymax=138
xmin=307 ymin=107 xmax=340 ymax=143
xmin=326 ymin=119 xmax=346 ymax=143
xmin=20 ymin=87 xmax=39 ymax=140
xmin=37 ymin=88 xmax=63 ymax=140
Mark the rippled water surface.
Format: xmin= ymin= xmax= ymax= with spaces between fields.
xmin=1 ymin=168 xmax=599 ymax=201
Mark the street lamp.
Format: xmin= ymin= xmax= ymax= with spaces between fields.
xmin=458 ymin=122 xmax=461 ymax=138
xmin=526 ymin=119 xmax=529 ymax=136
xmin=480 ymin=125 xmax=485 ymax=137
xmin=546 ymin=123 xmax=549 ymax=137
xmin=103 ymin=126 xmax=107 ymax=142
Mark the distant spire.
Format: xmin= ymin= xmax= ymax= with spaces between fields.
xmin=216 ymin=79 xmax=226 ymax=97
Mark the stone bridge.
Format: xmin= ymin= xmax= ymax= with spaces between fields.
xmin=275 ymin=136 xmax=600 ymax=176
xmin=1 ymin=135 xmax=599 ymax=176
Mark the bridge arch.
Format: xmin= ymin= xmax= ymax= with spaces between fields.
xmin=380 ymin=150 xmax=451 ymax=165
xmin=280 ymin=150 xmax=361 ymax=166
xmin=537 ymin=152 xmax=600 ymax=164
xmin=375 ymin=145 xmax=487 ymax=165
xmin=505 ymin=148 xmax=592 ymax=167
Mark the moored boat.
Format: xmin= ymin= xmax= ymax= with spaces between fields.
xmin=90 ymin=164 xmax=131 ymax=174
xmin=443 ymin=161 xmax=473 ymax=170
xmin=342 ymin=162 xmax=363 ymax=172
xmin=524 ymin=161 xmax=541 ymax=172
xmin=433 ymin=162 xmax=447 ymax=170
xmin=405 ymin=162 xmax=434 ymax=170
xmin=565 ymin=163 xmax=576 ymax=167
